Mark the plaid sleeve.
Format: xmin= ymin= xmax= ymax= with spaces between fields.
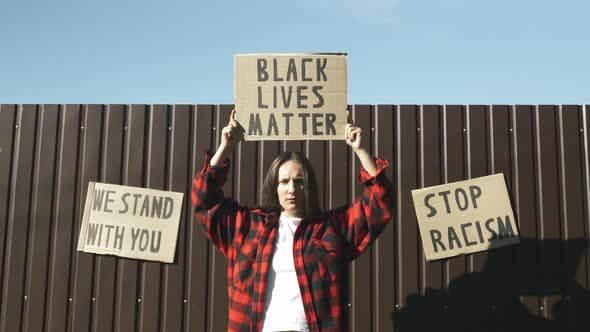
xmin=326 ymin=157 xmax=394 ymax=260
xmin=191 ymin=150 xmax=249 ymax=257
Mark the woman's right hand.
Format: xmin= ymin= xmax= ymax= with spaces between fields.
xmin=220 ymin=109 xmax=244 ymax=147
xmin=211 ymin=109 xmax=243 ymax=166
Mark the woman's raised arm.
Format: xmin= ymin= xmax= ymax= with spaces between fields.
xmin=192 ymin=110 xmax=249 ymax=257
xmin=323 ymin=115 xmax=394 ymax=260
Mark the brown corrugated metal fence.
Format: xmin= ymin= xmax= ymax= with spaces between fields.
xmin=0 ymin=104 xmax=588 ymax=331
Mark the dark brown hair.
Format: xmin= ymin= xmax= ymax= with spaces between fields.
xmin=261 ymin=152 xmax=321 ymax=217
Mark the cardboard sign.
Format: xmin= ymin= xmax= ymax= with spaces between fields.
xmin=234 ymin=53 xmax=347 ymax=140
xmin=77 ymin=182 xmax=184 ymax=263
xmin=412 ymin=174 xmax=519 ymax=261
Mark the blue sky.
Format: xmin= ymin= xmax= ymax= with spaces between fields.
xmin=1 ymin=0 xmax=588 ymax=104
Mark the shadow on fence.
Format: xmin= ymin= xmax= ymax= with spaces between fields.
xmin=395 ymin=238 xmax=589 ymax=331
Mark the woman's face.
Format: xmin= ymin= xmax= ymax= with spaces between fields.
xmin=277 ymin=160 xmax=306 ymax=218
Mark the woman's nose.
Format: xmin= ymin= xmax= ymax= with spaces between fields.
xmin=287 ymin=179 xmax=295 ymax=193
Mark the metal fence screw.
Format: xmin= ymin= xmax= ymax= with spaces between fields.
xmin=417 ymin=128 xmax=420 ymax=131
xmin=463 ymin=128 xmax=466 ymax=132
xmin=69 ymin=298 xmax=72 ymax=302
xmin=24 ymin=296 xmax=28 ymax=300
xmin=15 ymin=125 xmax=19 ymax=128
xmin=138 ymin=298 xmax=142 ymax=303
xmin=168 ymin=127 xmax=172 ymax=130
xmin=92 ymin=298 xmax=95 ymax=302
xmin=124 ymin=126 xmax=128 ymax=130
xmin=183 ymin=299 xmax=187 ymax=303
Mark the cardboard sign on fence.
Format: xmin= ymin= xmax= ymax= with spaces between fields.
xmin=234 ymin=53 xmax=347 ymax=140
xmin=77 ymin=182 xmax=184 ymax=263
xmin=412 ymin=174 xmax=520 ymax=261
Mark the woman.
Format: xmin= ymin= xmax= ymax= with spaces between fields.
xmin=192 ymin=110 xmax=394 ymax=332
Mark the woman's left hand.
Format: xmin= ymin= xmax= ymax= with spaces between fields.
xmin=345 ymin=112 xmax=363 ymax=150
xmin=345 ymin=111 xmax=377 ymax=175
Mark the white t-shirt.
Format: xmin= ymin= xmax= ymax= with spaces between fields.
xmin=262 ymin=215 xmax=309 ymax=332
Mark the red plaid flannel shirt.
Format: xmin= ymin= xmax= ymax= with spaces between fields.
xmin=192 ymin=152 xmax=394 ymax=332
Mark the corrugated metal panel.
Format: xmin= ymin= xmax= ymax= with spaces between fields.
xmin=0 ymin=104 xmax=588 ymax=331
xmin=373 ymin=104 xmax=395 ymax=332
xmin=488 ymin=105 xmax=516 ymax=327
xmin=117 ymin=104 xmax=145 ymax=332
xmin=583 ymin=105 xmax=590 ymax=292
xmin=2 ymin=105 xmax=38 ymax=332
xmin=0 ymin=105 xmax=16 ymax=330
xmin=536 ymin=105 xmax=562 ymax=321
xmin=396 ymin=105 xmax=419 ymax=319
xmin=465 ymin=105 xmax=488 ymax=326
xmin=350 ymin=104 xmax=372 ymax=331
xmin=23 ymin=104 xmax=59 ymax=332
xmin=46 ymin=104 xmax=82 ymax=332
xmin=512 ymin=104 xmax=538 ymax=323
xmin=186 ymin=104 xmax=214 ymax=332
xmin=139 ymin=104 xmax=167 ymax=332
xmin=416 ymin=104 xmax=444 ymax=330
